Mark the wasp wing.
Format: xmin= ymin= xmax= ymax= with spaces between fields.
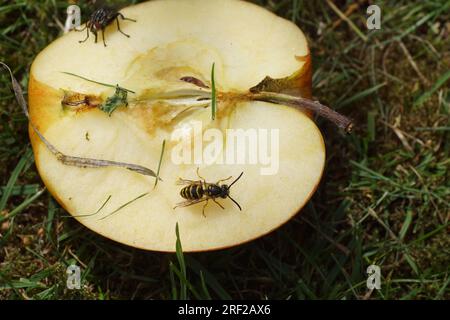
xmin=176 ymin=178 xmax=202 ymax=186
xmin=173 ymin=198 xmax=208 ymax=209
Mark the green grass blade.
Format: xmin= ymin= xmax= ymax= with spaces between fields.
xmin=336 ymin=83 xmax=386 ymax=108
xmin=170 ymin=262 xmax=201 ymax=299
xmin=0 ymin=188 xmax=46 ymax=223
xmin=175 ymin=223 xmax=187 ymax=299
xmin=399 ymin=210 xmax=413 ymax=241
xmin=211 ymin=62 xmax=216 ymax=120
xmin=154 ymin=139 xmax=166 ymax=188
xmin=45 ymin=197 xmax=56 ymax=241
xmin=414 ymin=70 xmax=450 ymax=106
xmin=61 ymin=72 xmax=135 ymax=93
xmin=169 ymin=262 xmax=178 ymax=300
xmin=0 ymin=148 xmax=33 ymax=212
xmin=185 ymin=255 xmax=232 ymax=300
xmin=0 ymin=184 xmax=39 ymax=197
xmin=199 ymin=271 xmax=212 ymax=300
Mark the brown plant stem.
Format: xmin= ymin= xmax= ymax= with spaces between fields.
xmin=249 ymin=91 xmax=353 ymax=133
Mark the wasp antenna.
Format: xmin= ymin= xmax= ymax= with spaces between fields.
xmin=228 ymin=195 xmax=242 ymax=211
xmin=228 ymin=172 xmax=244 ymax=190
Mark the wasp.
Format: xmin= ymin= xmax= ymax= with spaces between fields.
xmin=77 ymin=7 xmax=136 ymax=47
xmin=174 ymin=168 xmax=244 ymax=217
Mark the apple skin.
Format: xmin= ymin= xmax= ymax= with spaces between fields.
xmin=296 ymin=55 xmax=313 ymax=99
xmin=27 ymin=0 xmax=325 ymax=252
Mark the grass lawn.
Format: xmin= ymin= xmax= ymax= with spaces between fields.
xmin=0 ymin=0 xmax=449 ymax=300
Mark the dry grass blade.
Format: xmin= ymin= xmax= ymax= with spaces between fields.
xmin=397 ymin=40 xmax=429 ymax=86
xmin=326 ymin=0 xmax=367 ymax=42
xmin=99 ymin=192 xmax=148 ymax=220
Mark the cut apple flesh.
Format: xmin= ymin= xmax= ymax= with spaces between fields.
xmin=28 ymin=0 xmax=325 ymax=251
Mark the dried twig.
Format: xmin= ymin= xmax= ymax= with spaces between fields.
xmin=251 ymin=91 xmax=353 ymax=133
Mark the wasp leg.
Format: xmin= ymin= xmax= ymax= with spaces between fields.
xmin=118 ymin=13 xmax=137 ymax=22
xmin=101 ymin=29 xmax=107 ymax=47
xmin=202 ymin=199 xmax=210 ymax=217
xmin=212 ymin=198 xmax=225 ymax=210
xmin=116 ymin=17 xmax=130 ymax=38
xmin=79 ymin=28 xmax=89 ymax=43
xmin=74 ymin=25 xmax=87 ymax=32
xmin=196 ymin=167 xmax=207 ymax=184
xmin=216 ymin=176 xmax=232 ymax=185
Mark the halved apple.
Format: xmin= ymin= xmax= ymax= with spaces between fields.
xmin=28 ymin=0 xmax=326 ymax=252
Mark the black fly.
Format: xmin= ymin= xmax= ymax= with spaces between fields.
xmin=77 ymin=8 xmax=136 ymax=47
xmin=174 ymin=168 xmax=244 ymax=217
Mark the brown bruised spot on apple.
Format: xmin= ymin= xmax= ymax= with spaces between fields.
xmin=26 ymin=0 xmax=351 ymax=252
